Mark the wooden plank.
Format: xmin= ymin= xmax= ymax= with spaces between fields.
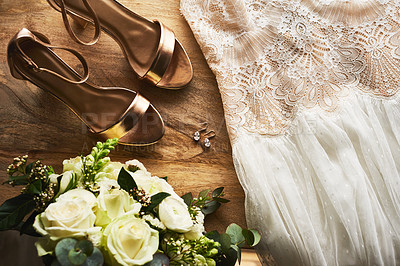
xmin=0 ymin=0 xmax=245 ymax=239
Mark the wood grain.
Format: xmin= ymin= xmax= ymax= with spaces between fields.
xmin=0 ymin=0 xmax=262 ymax=264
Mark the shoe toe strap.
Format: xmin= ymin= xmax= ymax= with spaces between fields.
xmin=97 ymin=93 xmax=150 ymax=140
xmin=142 ymin=21 xmax=175 ymax=85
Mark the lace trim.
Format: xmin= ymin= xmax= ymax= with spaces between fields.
xmin=181 ymin=0 xmax=400 ymax=141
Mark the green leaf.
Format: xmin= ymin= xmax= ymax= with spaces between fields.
xmin=55 ymin=238 xmax=77 ymax=266
xmin=118 ymin=167 xmax=137 ymax=192
xmin=26 ymin=180 xmax=42 ymax=194
xmin=82 ymin=247 xmax=104 ymax=266
xmin=219 ymin=233 xmax=232 ymax=254
xmin=223 ymin=247 xmax=238 ymax=266
xmin=25 ymin=162 xmax=34 ymax=175
xmin=146 ymin=192 xmax=170 ymax=211
xmin=144 ymin=253 xmax=170 ymax=266
xmin=205 ymin=230 xmax=220 ymax=242
xmin=181 ymin=192 xmax=193 ymax=207
xmin=19 ymin=211 xmax=40 ymax=237
xmin=231 ymin=245 xmax=241 ymax=265
xmin=226 ymin=223 xmax=245 ymax=246
xmin=0 ymin=194 xmax=35 ymax=230
xmin=202 ymin=200 xmax=221 ymax=215
xmin=160 ymin=176 xmax=168 ymax=181
xmin=242 ymin=229 xmax=261 ymax=247
xmin=214 ymin=197 xmax=230 ymax=203
xmin=68 ymin=249 xmax=87 ymax=265
xmin=198 ymin=189 xmax=210 ymax=199
xmin=212 ymin=187 xmax=224 ymax=198
xmin=75 ymin=240 xmax=93 ymax=256
xmin=64 ymin=174 xmax=77 ymax=193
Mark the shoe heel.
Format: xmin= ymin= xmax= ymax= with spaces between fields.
xmin=69 ymin=13 xmax=89 ymax=29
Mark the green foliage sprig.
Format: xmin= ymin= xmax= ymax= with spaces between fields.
xmin=53 ymin=238 xmax=103 ymax=266
xmin=81 ymin=138 xmax=118 ymax=190
xmin=0 ymin=156 xmax=58 ymax=235
xmin=162 ymin=233 xmax=220 ymax=265
xmin=181 ymin=187 xmax=230 ymax=219
xmin=206 ymin=223 xmax=261 ymax=265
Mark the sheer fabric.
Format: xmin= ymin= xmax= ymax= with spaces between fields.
xmin=180 ymin=0 xmax=400 ymax=265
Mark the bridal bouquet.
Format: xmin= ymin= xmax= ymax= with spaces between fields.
xmin=0 ymin=138 xmax=260 ymax=266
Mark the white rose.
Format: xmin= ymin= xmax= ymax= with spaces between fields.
xmin=159 ymin=197 xmax=193 ymax=233
xmin=33 ymin=189 xmax=99 ymax=240
xmin=49 ymin=171 xmax=74 ymax=194
xmin=95 ymin=187 xmax=141 ymax=227
xmin=63 ymin=156 xmax=83 ymax=178
xmin=103 ymin=215 xmax=159 ymax=266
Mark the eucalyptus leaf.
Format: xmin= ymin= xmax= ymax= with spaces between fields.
xmin=68 ymin=249 xmax=87 ymax=265
xmin=220 ymin=233 xmax=232 ymax=254
xmin=144 ymin=253 xmax=170 ymax=266
xmin=82 ymin=247 xmax=104 ymax=266
xmin=205 ymin=230 xmax=220 ymax=243
xmin=198 ymin=189 xmax=210 ymax=199
xmin=212 ymin=187 xmax=224 ymax=198
xmin=242 ymin=229 xmax=261 ymax=247
xmin=181 ymin=192 xmax=193 ymax=207
xmin=75 ymin=240 xmax=93 ymax=256
xmin=222 ymin=247 xmax=238 ymax=266
xmin=0 ymin=194 xmax=35 ymax=230
xmin=202 ymin=200 xmax=221 ymax=215
xmin=146 ymin=192 xmax=170 ymax=211
xmin=214 ymin=197 xmax=230 ymax=203
xmin=55 ymin=238 xmax=77 ymax=266
xmin=118 ymin=167 xmax=137 ymax=192
xmin=226 ymin=223 xmax=245 ymax=246
xmin=231 ymin=245 xmax=241 ymax=265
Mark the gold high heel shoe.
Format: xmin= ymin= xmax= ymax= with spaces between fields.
xmin=7 ymin=28 xmax=165 ymax=146
xmin=46 ymin=0 xmax=193 ymax=89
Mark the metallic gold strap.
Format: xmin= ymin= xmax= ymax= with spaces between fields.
xmin=97 ymin=93 xmax=150 ymax=139
xmin=48 ymin=0 xmax=101 ymax=46
xmin=15 ymin=31 xmax=89 ymax=84
xmin=142 ymin=21 xmax=175 ymax=85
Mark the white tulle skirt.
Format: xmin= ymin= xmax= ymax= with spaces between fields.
xmin=233 ymin=93 xmax=400 ymax=265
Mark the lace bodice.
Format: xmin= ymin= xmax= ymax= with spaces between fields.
xmin=181 ymin=0 xmax=400 ymax=141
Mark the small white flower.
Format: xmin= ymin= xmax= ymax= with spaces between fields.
xmin=62 ymin=156 xmax=83 ymax=178
xmin=159 ymin=197 xmax=193 ymax=233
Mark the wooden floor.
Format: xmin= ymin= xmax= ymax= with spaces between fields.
xmin=0 ymin=0 xmax=268 ymax=264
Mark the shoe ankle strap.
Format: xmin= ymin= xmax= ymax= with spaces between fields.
xmin=48 ymin=0 xmax=101 ymax=46
xmin=16 ymin=35 xmax=90 ymax=84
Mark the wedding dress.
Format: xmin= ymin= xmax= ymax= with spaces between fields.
xmin=180 ymin=0 xmax=400 ymax=265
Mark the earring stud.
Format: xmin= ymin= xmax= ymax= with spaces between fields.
xmin=194 ymin=122 xmax=208 ymax=141
xmin=204 ymin=130 xmax=216 ymax=148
